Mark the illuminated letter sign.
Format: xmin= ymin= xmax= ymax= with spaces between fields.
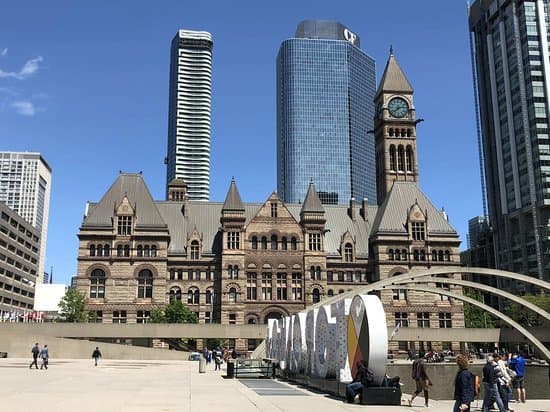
xmin=343 ymin=28 xmax=357 ymax=45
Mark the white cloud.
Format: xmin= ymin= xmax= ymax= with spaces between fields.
xmin=0 ymin=48 xmax=7 ymax=57
xmin=0 ymin=56 xmax=43 ymax=79
xmin=11 ymin=100 xmax=36 ymax=116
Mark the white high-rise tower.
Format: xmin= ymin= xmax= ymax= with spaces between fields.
xmin=166 ymin=29 xmax=213 ymax=201
xmin=0 ymin=152 xmax=52 ymax=280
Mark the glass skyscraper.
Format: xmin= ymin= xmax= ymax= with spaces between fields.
xmin=277 ymin=20 xmax=377 ymax=205
xmin=469 ymin=0 xmax=550 ymax=280
xmin=166 ymin=29 xmax=213 ymax=201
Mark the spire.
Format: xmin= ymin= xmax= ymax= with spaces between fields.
xmin=300 ymin=181 xmax=324 ymax=214
xmin=375 ymin=49 xmax=413 ymax=97
xmin=222 ymin=178 xmax=244 ymax=211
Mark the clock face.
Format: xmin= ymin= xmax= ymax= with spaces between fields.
xmin=388 ymin=97 xmax=408 ymax=118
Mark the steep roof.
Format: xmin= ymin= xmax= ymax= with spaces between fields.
xmin=300 ymin=182 xmax=324 ymax=214
xmin=376 ymin=51 xmax=413 ymax=97
xmin=222 ymin=179 xmax=244 ymax=211
xmin=83 ymin=173 xmax=166 ymax=229
xmin=167 ymin=178 xmax=188 ymax=187
xmin=371 ymin=182 xmax=456 ymax=235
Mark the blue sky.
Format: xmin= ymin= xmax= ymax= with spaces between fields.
xmin=0 ymin=1 xmax=480 ymax=285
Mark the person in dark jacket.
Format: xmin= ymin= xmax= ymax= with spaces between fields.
xmin=482 ymin=356 xmax=505 ymax=412
xmin=454 ymin=354 xmax=475 ymax=412
xmin=408 ymin=357 xmax=431 ymax=407
xmin=29 ymin=342 xmax=39 ymax=369
xmin=346 ymin=360 xmax=373 ymax=403
xmin=92 ymin=347 xmax=102 ymax=366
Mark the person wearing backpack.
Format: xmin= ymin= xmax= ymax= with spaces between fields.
xmin=408 ymin=357 xmax=431 ymax=407
xmin=509 ymin=352 xmax=526 ymax=403
xmin=454 ymin=354 xmax=475 ymax=412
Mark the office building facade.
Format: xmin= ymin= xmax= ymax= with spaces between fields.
xmin=166 ymin=29 xmax=213 ymax=201
xmin=277 ymin=20 xmax=377 ymax=205
xmin=0 ymin=152 xmax=51 ymax=279
xmin=0 ymin=202 xmax=40 ymax=314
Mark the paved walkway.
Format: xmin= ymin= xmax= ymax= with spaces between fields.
xmin=0 ymin=358 xmax=548 ymax=412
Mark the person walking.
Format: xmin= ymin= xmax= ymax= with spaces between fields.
xmin=29 ymin=342 xmax=40 ymax=369
xmin=453 ymin=354 xmax=475 ymax=412
xmin=92 ymin=346 xmax=102 ymax=366
xmin=482 ymin=356 xmax=505 ymax=412
xmin=39 ymin=344 xmax=49 ymax=370
xmin=495 ymin=354 xmax=513 ymax=412
xmin=408 ymin=357 xmax=431 ymax=407
xmin=345 ymin=360 xmax=373 ymax=404
xmin=214 ymin=350 xmax=222 ymax=371
xmin=509 ymin=352 xmax=526 ymax=403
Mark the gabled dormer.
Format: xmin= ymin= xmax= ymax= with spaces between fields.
xmin=407 ymin=201 xmax=427 ymax=242
xmin=340 ymin=230 xmax=355 ymax=262
xmin=115 ymin=195 xmax=135 ymax=236
xmin=187 ymin=226 xmax=203 ymax=260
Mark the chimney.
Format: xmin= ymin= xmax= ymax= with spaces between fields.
xmin=349 ymin=198 xmax=357 ymax=220
xmin=361 ymin=198 xmax=368 ymax=220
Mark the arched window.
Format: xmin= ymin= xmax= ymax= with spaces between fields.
xmin=117 ymin=244 xmax=123 ymax=257
xmin=388 ymin=249 xmax=394 ymax=260
xmin=190 ymin=240 xmax=199 ymax=260
xmin=229 ymin=287 xmax=237 ymax=303
xmin=206 ymin=289 xmax=212 ymax=304
xmin=271 ymin=235 xmax=278 ymax=250
xmin=104 ymin=244 xmax=110 ymax=257
xmin=407 ymin=129 xmax=412 ymax=137
xmin=261 ymin=236 xmax=267 ymax=250
xmin=327 ymin=289 xmax=334 ymax=297
xmin=344 ymin=243 xmax=353 ymax=262
xmin=281 ymin=237 xmax=288 ymax=250
xmin=398 ymin=145 xmax=405 ymax=171
xmin=151 ymin=245 xmax=157 ymax=257
xmin=406 ymin=146 xmax=414 ymax=172
xmin=169 ymin=287 xmax=182 ymax=302
xmin=144 ymin=245 xmax=150 ymax=257
xmin=89 ymin=245 xmax=96 ymax=256
xmin=251 ymin=236 xmax=258 ymax=250
xmin=438 ymin=250 xmax=444 ymax=262
xmin=137 ymin=269 xmax=153 ymax=298
xmin=194 ymin=289 xmax=200 ymax=304
xmin=432 ymin=250 xmax=438 ymax=261
xmin=401 ymin=128 xmax=406 ymax=136
xmin=312 ymin=288 xmax=320 ymax=303
xmin=389 ymin=128 xmax=394 ymax=137
xmin=90 ymin=268 xmax=105 ymax=298
xmin=413 ymin=249 xmax=419 ymax=261
xmin=395 ymin=249 xmax=401 ymax=261
xmin=420 ymin=250 xmax=426 ymax=261
xmin=315 ymin=266 xmax=321 ymax=280
xmin=228 ymin=265 xmax=239 ymax=279
xmin=402 ymin=249 xmax=408 ymax=260
xmin=124 ymin=244 xmax=130 ymax=257
xmin=97 ymin=244 xmax=103 ymax=257
xmin=187 ymin=289 xmax=194 ymax=304
xmin=248 ymin=318 xmax=257 ymax=324
xmin=310 ymin=266 xmax=315 ymax=280
xmin=338 ymin=289 xmax=345 ymax=294
xmin=137 ymin=245 xmax=143 ymax=257
xmin=291 ymin=237 xmax=297 ymax=250
xmin=445 ymin=250 xmax=451 ymax=262
xmin=389 ymin=145 xmax=396 ymax=171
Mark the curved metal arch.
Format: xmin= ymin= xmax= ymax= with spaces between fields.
xmin=389 ymin=277 xmax=550 ymax=324
xmin=383 ymin=284 xmax=550 ymax=362
xmin=305 ymin=266 xmax=550 ymax=313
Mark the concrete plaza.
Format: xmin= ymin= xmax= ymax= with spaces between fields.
xmin=1 ymin=358 xmax=548 ymax=412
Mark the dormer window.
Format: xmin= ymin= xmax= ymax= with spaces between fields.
xmin=344 ymin=243 xmax=353 ymax=262
xmin=117 ymin=216 xmax=132 ymax=236
xmin=411 ymin=222 xmax=425 ymax=241
xmin=271 ymin=202 xmax=278 ymax=218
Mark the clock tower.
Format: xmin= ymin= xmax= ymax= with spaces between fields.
xmin=374 ymin=50 xmax=419 ymax=205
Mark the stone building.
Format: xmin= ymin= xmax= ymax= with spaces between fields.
xmin=75 ymin=52 xmax=464 ymax=352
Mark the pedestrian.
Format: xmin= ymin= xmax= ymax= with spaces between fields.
xmin=39 ymin=344 xmax=49 ymax=370
xmin=345 ymin=360 xmax=373 ymax=404
xmin=214 ymin=351 xmax=222 ymax=371
xmin=453 ymin=354 xmax=475 ymax=412
xmin=408 ymin=357 xmax=431 ymax=407
xmin=407 ymin=350 xmax=414 ymax=361
xmin=509 ymin=352 xmax=526 ymax=403
xmin=495 ymin=354 xmax=513 ymax=412
xmin=482 ymin=356 xmax=505 ymax=412
xmin=92 ymin=346 xmax=102 ymax=366
xmin=29 ymin=342 xmax=39 ymax=369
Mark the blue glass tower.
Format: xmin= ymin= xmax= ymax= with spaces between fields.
xmin=277 ymin=20 xmax=377 ymax=205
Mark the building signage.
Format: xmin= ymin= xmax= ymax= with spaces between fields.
xmin=343 ymin=28 xmax=357 ymax=45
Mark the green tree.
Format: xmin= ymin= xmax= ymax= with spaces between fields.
xmin=59 ymin=288 xmax=87 ymax=322
xmin=464 ymin=289 xmax=495 ymax=328
xmin=149 ymin=307 xmax=166 ymax=323
xmin=506 ymin=293 xmax=550 ymax=327
xmin=165 ymin=299 xmax=198 ymax=323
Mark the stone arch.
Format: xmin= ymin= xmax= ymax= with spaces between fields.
xmin=86 ymin=263 xmax=110 ymax=277
xmin=133 ymin=264 xmax=158 ymax=278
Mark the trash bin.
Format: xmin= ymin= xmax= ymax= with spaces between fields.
xmin=226 ymin=360 xmax=235 ymax=378
xmin=199 ymin=356 xmax=206 ymax=373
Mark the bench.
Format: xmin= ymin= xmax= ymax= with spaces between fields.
xmin=360 ymin=387 xmax=401 ymax=405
